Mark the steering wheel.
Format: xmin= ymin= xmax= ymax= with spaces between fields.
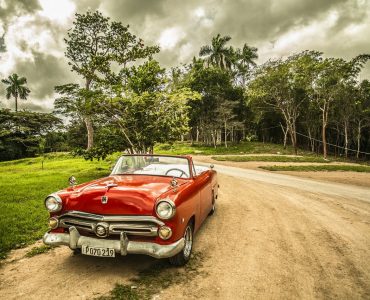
xmin=165 ymin=168 xmax=187 ymax=178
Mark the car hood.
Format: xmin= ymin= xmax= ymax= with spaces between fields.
xmin=61 ymin=175 xmax=189 ymax=215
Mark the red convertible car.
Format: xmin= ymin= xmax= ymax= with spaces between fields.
xmin=43 ymin=154 xmax=218 ymax=265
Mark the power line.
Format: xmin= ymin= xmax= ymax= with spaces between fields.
xmin=294 ymin=131 xmax=370 ymax=156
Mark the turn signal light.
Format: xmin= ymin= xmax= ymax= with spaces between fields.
xmin=158 ymin=226 xmax=172 ymax=240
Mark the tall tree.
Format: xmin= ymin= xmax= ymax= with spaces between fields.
xmin=354 ymin=80 xmax=370 ymax=158
xmin=235 ymin=43 xmax=258 ymax=85
xmin=199 ymin=34 xmax=233 ymax=70
xmin=1 ymin=74 xmax=30 ymax=112
xmin=312 ymin=55 xmax=369 ymax=158
xmin=63 ymin=10 xmax=159 ymax=149
xmin=248 ymin=52 xmax=319 ymax=154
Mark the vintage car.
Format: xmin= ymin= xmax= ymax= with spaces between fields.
xmin=43 ymin=154 xmax=218 ymax=265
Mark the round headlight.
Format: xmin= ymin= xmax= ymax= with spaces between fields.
xmin=156 ymin=200 xmax=176 ymax=220
xmin=45 ymin=194 xmax=62 ymax=212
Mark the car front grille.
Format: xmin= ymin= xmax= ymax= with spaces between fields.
xmin=58 ymin=211 xmax=163 ymax=237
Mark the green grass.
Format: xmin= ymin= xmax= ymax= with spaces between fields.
xmin=25 ymin=245 xmax=54 ymax=258
xmin=0 ymin=153 xmax=119 ymax=259
xmin=260 ymin=165 xmax=370 ymax=172
xmin=98 ymin=252 xmax=205 ymax=300
xmin=154 ymin=141 xmax=308 ymax=156
xmin=212 ymin=155 xmax=330 ymax=163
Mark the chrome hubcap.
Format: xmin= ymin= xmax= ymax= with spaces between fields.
xmin=183 ymin=226 xmax=193 ymax=258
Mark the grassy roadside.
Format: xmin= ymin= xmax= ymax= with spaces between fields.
xmin=154 ymin=141 xmax=309 ymax=155
xmin=212 ymin=155 xmax=330 ymax=163
xmin=0 ymin=153 xmax=116 ymax=259
xmin=260 ymin=165 xmax=370 ymax=172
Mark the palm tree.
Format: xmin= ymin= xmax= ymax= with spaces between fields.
xmin=1 ymin=73 xmax=31 ymax=112
xmin=238 ymin=44 xmax=258 ymax=69
xmin=199 ymin=34 xmax=233 ymax=70
xmin=236 ymin=44 xmax=258 ymax=84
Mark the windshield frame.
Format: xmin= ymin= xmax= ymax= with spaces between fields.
xmin=110 ymin=154 xmax=193 ymax=179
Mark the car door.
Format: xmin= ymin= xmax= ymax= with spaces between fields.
xmin=194 ymin=167 xmax=213 ymax=223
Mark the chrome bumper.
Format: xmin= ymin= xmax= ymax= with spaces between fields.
xmin=43 ymin=226 xmax=185 ymax=259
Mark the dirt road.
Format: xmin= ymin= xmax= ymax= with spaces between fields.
xmin=1 ymin=163 xmax=370 ymax=299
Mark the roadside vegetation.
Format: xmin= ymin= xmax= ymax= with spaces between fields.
xmin=0 ymin=153 xmax=115 ymax=259
xmin=212 ymin=155 xmax=330 ymax=163
xmin=154 ymin=141 xmax=307 ymax=156
xmin=25 ymin=245 xmax=54 ymax=258
xmin=98 ymin=252 xmax=205 ymax=300
xmin=260 ymin=165 xmax=370 ymax=172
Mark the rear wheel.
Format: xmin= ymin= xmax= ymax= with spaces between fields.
xmin=169 ymin=221 xmax=194 ymax=266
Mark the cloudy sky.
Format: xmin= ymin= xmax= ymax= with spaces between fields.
xmin=0 ymin=0 xmax=369 ymax=112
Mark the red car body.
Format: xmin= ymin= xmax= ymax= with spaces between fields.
xmin=43 ymin=155 xmax=218 ymax=265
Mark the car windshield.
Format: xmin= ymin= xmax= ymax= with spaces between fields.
xmin=111 ymin=155 xmax=191 ymax=178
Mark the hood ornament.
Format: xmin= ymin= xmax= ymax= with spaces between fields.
xmin=170 ymin=177 xmax=178 ymax=192
xmin=101 ymin=195 xmax=108 ymax=204
xmin=69 ymin=176 xmax=77 ymax=187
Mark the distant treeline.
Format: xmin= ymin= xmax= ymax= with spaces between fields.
xmin=1 ymin=10 xmax=369 ymax=161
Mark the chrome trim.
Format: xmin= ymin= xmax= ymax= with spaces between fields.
xmin=43 ymin=226 xmax=185 ymax=259
xmin=44 ymin=194 xmax=63 ymax=212
xmin=155 ymin=198 xmax=176 ymax=220
xmin=61 ymin=211 xmax=165 ymax=225
xmin=95 ymin=222 xmax=109 ymax=237
xmin=57 ymin=211 xmax=163 ymax=237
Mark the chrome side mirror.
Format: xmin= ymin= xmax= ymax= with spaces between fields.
xmin=210 ymin=164 xmax=214 ymax=169
xmin=69 ymin=175 xmax=77 ymax=187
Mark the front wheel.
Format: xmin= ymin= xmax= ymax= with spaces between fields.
xmin=169 ymin=222 xmax=193 ymax=266
xmin=208 ymin=192 xmax=216 ymax=216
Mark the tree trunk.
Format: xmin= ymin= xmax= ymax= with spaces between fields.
xmin=224 ymin=120 xmax=227 ymax=148
xmin=344 ymin=121 xmax=349 ymax=158
xmin=356 ymin=121 xmax=362 ymax=159
xmin=83 ymin=78 xmax=94 ymax=149
xmin=196 ymin=126 xmax=199 ymax=143
xmin=321 ymin=103 xmax=329 ymax=159
xmin=84 ymin=116 xmax=94 ymax=150
xmin=280 ymin=123 xmax=288 ymax=149
xmin=15 ymin=95 xmax=18 ymax=112
xmin=211 ymin=131 xmax=216 ymax=148
xmin=322 ymin=121 xmax=327 ymax=159
xmin=308 ymin=128 xmax=315 ymax=152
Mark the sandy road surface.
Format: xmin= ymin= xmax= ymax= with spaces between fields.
xmin=1 ymin=164 xmax=370 ymax=299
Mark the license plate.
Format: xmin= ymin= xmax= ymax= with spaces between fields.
xmin=81 ymin=245 xmax=115 ymax=257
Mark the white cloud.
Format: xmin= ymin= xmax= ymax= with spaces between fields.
xmin=257 ymin=8 xmax=370 ymax=63
xmin=179 ymin=42 xmax=193 ymax=61
xmin=0 ymin=0 xmax=7 ymax=10
xmin=194 ymin=7 xmax=206 ymax=18
xmin=39 ymin=0 xmax=76 ymax=24
xmin=0 ymin=14 xmax=64 ymax=76
xmin=192 ymin=6 xmax=213 ymax=27
xmin=158 ymin=27 xmax=186 ymax=50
